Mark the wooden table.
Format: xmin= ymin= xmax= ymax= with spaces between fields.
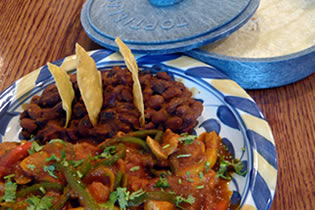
xmin=0 ymin=1 xmax=314 ymax=209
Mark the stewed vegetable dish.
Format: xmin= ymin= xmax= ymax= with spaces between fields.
xmin=0 ymin=129 xmax=244 ymax=209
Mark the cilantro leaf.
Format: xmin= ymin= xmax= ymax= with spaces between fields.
xmin=45 ymin=154 xmax=60 ymax=162
xmin=116 ymin=187 xmax=129 ymax=209
xmin=154 ymin=177 xmax=170 ymax=188
xmin=129 ymin=166 xmax=140 ymax=172
xmin=176 ymin=194 xmax=195 ymax=209
xmin=205 ymin=161 xmax=211 ymax=173
xmin=179 ymin=134 xmax=196 ymax=145
xmin=48 ymin=139 xmax=67 ymax=145
xmin=27 ymin=164 xmax=36 ymax=171
xmin=216 ymin=157 xmax=247 ymax=180
xmin=101 ymin=191 xmax=118 ymax=210
xmin=26 ymin=195 xmax=53 ymax=210
xmin=28 ymin=141 xmax=43 ymax=155
xmin=129 ymin=189 xmax=145 ymax=200
xmin=99 ymin=146 xmax=116 ymax=159
xmin=43 ymin=165 xmax=58 ymax=179
xmin=0 ymin=179 xmax=17 ymax=202
xmin=68 ymin=159 xmax=84 ymax=167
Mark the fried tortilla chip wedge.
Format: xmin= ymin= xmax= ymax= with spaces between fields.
xmin=115 ymin=37 xmax=145 ymax=126
xmin=75 ymin=43 xmax=103 ymax=126
xmin=47 ymin=63 xmax=75 ymax=128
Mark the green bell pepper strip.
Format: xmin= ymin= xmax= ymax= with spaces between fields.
xmin=54 ymin=163 xmax=100 ymax=210
xmin=126 ymin=129 xmax=160 ymax=139
xmin=16 ymin=182 xmax=63 ymax=198
xmin=154 ymin=131 xmax=164 ymax=143
xmin=114 ymin=171 xmax=123 ymax=189
xmin=51 ymin=186 xmax=70 ymax=210
xmin=128 ymin=191 xmax=177 ymax=207
xmin=100 ymin=136 xmax=149 ymax=152
xmin=93 ymin=144 xmax=126 ymax=169
xmin=77 ymin=157 xmax=92 ymax=178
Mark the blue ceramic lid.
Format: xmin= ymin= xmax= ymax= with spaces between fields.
xmin=81 ymin=0 xmax=260 ymax=54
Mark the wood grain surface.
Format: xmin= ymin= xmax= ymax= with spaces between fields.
xmin=0 ymin=0 xmax=314 ymax=209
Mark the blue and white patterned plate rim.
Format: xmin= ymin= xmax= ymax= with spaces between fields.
xmin=0 ymin=49 xmax=277 ymax=210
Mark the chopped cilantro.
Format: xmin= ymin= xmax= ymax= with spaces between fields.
xmin=186 ymin=171 xmax=191 ymax=176
xmin=27 ymin=164 xmax=36 ymax=171
xmin=99 ymin=146 xmax=116 ymax=159
xmin=116 ymin=187 xmax=129 ymax=209
xmin=178 ymin=134 xmax=196 ymax=145
xmin=76 ymin=170 xmax=83 ymax=178
xmin=176 ymin=154 xmax=192 ymax=158
xmin=196 ymin=185 xmax=204 ymax=189
xmin=199 ymin=172 xmax=204 ymax=180
xmin=205 ymin=161 xmax=211 ymax=173
xmin=176 ymin=194 xmax=195 ymax=209
xmin=154 ymin=177 xmax=170 ymax=188
xmin=48 ymin=139 xmax=67 ymax=145
xmin=216 ymin=157 xmax=247 ymax=180
xmin=241 ymin=147 xmax=246 ymax=152
xmin=187 ymin=177 xmax=194 ymax=183
xmin=46 ymin=154 xmax=60 ymax=162
xmin=68 ymin=159 xmax=84 ymax=167
xmin=3 ymin=174 xmax=15 ymax=180
xmin=102 ymin=188 xmax=145 ymax=210
xmin=102 ymin=191 xmax=118 ymax=210
xmin=39 ymin=187 xmax=46 ymax=194
xmin=62 ymin=161 xmax=69 ymax=167
xmin=28 ymin=141 xmax=43 ymax=155
xmin=130 ymin=166 xmax=140 ymax=172
xmin=129 ymin=189 xmax=145 ymax=200
xmin=232 ymin=159 xmax=247 ymax=176
xmin=25 ymin=195 xmax=53 ymax=210
xmin=61 ymin=149 xmax=66 ymax=160
xmin=0 ymin=178 xmax=17 ymax=202
xmin=43 ymin=165 xmax=58 ymax=179
xmin=162 ymin=144 xmax=170 ymax=149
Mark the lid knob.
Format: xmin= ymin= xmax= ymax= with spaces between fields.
xmin=149 ymin=0 xmax=183 ymax=7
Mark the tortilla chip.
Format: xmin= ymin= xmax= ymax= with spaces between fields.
xmin=115 ymin=37 xmax=145 ymax=126
xmin=47 ymin=63 xmax=75 ymax=128
xmin=75 ymin=43 xmax=103 ymax=126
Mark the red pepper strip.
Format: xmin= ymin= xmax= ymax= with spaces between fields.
xmin=0 ymin=142 xmax=32 ymax=178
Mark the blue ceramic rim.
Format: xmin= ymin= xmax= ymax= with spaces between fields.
xmin=80 ymin=0 xmax=260 ymax=54
xmin=86 ymin=0 xmax=252 ymax=45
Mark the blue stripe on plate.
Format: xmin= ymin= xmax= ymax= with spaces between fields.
xmin=247 ymin=130 xmax=277 ymax=169
xmin=35 ymin=65 xmax=52 ymax=85
xmin=217 ymin=105 xmax=240 ymax=130
xmin=222 ymin=137 xmax=235 ymax=158
xmin=0 ymin=104 xmax=19 ymax=136
xmin=224 ymin=96 xmax=262 ymax=118
xmin=136 ymin=54 xmax=182 ymax=65
xmin=230 ymin=190 xmax=242 ymax=207
xmin=185 ymin=66 xmax=229 ymax=79
xmin=90 ymin=49 xmax=114 ymax=63
xmin=250 ymin=168 xmax=273 ymax=210
xmin=198 ymin=118 xmax=221 ymax=134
